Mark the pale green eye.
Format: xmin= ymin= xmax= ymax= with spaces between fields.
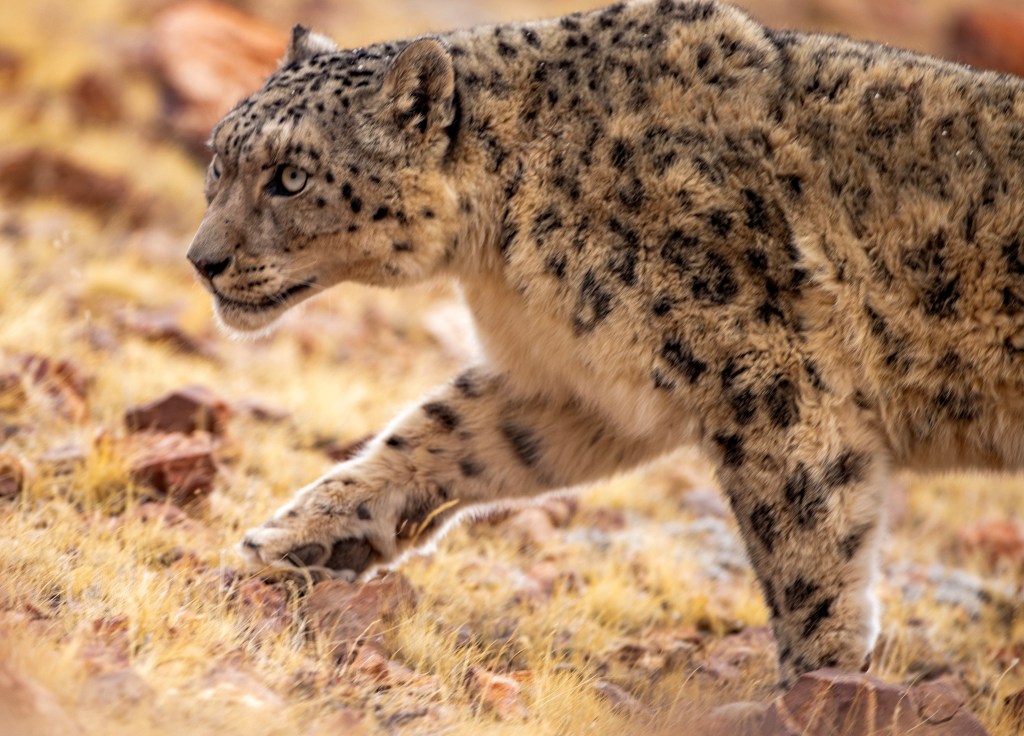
xmin=270 ymin=165 xmax=308 ymax=196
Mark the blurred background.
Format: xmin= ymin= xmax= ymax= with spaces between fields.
xmin=2 ymin=1 xmax=1024 ymax=735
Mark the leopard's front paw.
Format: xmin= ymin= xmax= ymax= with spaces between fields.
xmin=240 ymin=478 xmax=400 ymax=580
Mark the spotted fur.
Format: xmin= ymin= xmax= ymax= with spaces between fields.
xmin=188 ymin=0 xmax=1024 ymax=684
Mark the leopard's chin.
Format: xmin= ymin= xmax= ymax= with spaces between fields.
xmin=211 ymin=281 xmax=316 ymax=335
xmin=212 ymin=303 xmax=284 ymax=338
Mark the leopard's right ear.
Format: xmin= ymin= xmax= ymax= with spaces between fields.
xmin=284 ymin=25 xmax=337 ymax=64
xmin=379 ymin=38 xmax=456 ymax=148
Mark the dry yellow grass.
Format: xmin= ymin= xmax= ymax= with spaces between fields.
xmin=1 ymin=0 xmax=1023 ymax=734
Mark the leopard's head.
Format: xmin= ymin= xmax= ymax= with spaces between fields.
xmin=187 ymin=27 xmax=462 ymax=332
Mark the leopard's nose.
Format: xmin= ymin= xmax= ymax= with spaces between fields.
xmin=189 ymin=254 xmax=232 ymax=280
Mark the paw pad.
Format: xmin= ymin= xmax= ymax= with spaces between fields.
xmin=326 ymin=537 xmax=375 ymax=573
xmin=285 ymin=543 xmax=326 ymax=566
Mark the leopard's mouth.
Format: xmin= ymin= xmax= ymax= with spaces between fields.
xmin=213 ymin=280 xmax=316 ymax=314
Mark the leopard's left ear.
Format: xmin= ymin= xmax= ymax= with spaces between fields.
xmin=284 ymin=25 xmax=337 ymax=64
xmin=380 ymin=38 xmax=456 ymax=146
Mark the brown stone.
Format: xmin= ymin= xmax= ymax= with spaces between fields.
xmin=305 ymin=574 xmax=417 ymax=660
xmin=227 ymin=576 xmax=292 ymax=635
xmin=694 ymin=701 xmax=771 ymax=736
xmin=469 ymin=667 xmax=529 ymax=721
xmin=68 ymin=71 xmax=124 ymax=126
xmin=523 ymin=559 xmax=574 ymax=597
xmin=235 ymin=399 xmax=291 ymax=424
xmin=348 ymin=641 xmax=431 ymax=688
xmin=117 ymin=311 xmax=215 ymax=358
xmin=599 ymin=627 xmax=701 ymax=692
xmin=764 ymin=670 xmax=989 ymax=736
xmin=149 ymin=1 xmax=287 ymax=149
xmin=914 ymin=677 xmax=967 ymax=724
xmin=0 ymin=372 xmax=26 ymax=412
xmin=0 ymin=48 xmax=22 ymax=90
xmin=18 ymin=354 xmax=91 ymax=423
xmin=125 ymin=385 xmax=232 ymax=436
xmin=125 ymin=431 xmax=218 ymax=505
xmin=131 ymin=501 xmax=191 ymax=527
xmin=78 ymin=616 xmax=132 ymax=676
xmin=956 ymin=519 xmax=1024 ymax=568
xmin=699 ymin=626 xmax=776 ymax=681
xmin=37 ymin=442 xmax=88 ymax=476
xmin=950 ymin=9 xmax=1024 ymax=79
xmin=592 ymin=680 xmax=645 ymax=716
xmin=0 ymin=453 xmax=31 ymax=499
xmin=0 ymin=149 xmax=152 ymax=228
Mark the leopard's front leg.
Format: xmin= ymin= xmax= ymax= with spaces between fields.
xmin=712 ymin=395 xmax=888 ymax=684
xmin=241 ymin=367 xmax=660 ymax=579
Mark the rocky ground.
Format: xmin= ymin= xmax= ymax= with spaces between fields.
xmin=1 ymin=0 xmax=1024 ymax=734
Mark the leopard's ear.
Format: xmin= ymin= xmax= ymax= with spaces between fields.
xmin=379 ymin=38 xmax=456 ymax=145
xmin=284 ymin=25 xmax=337 ymax=64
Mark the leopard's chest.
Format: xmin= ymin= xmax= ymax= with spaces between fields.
xmin=460 ymin=277 xmax=689 ymax=443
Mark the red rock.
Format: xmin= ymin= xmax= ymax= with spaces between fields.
xmin=699 ymin=626 xmax=776 ymax=681
xmin=36 ymin=442 xmax=87 ymax=476
xmin=694 ymin=701 xmax=771 ymax=735
xmin=0 ymin=371 xmax=26 ymax=412
xmin=0 ymin=48 xmax=22 ymax=90
xmin=149 ymin=1 xmax=287 ymax=149
xmin=235 ymin=399 xmax=291 ymax=424
xmin=524 ymin=559 xmax=577 ymax=597
xmin=125 ymin=385 xmax=232 ymax=436
xmin=599 ymin=628 xmax=701 ymax=693
xmin=77 ymin=616 xmax=131 ymax=676
xmin=914 ymin=677 xmax=968 ymax=724
xmin=470 ymin=668 xmax=529 ymax=721
xmin=305 ymin=574 xmax=417 ymax=660
xmin=228 ymin=576 xmax=291 ymax=634
xmin=0 ymin=149 xmax=152 ymax=228
xmin=18 ymin=354 xmax=91 ymax=423
xmin=592 ymin=680 xmax=645 ymax=716
xmin=0 ymin=660 xmax=82 ymax=736
xmin=131 ymin=501 xmax=191 ymax=527
xmin=349 ymin=641 xmax=429 ymax=687
xmin=117 ymin=311 xmax=214 ymax=358
xmin=956 ymin=519 xmax=1024 ymax=568
xmin=0 ymin=453 xmax=31 ymax=498
xmin=585 ymin=506 xmax=628 ymax=531
xmin=125 ymin=431 xmax=218 ymax=505
xmin=950 ymin=9 xmax=1024 ymax=79
xmin=765 ymin=670 xmax=988 ymax=736
xmin=68 ymin=71 xmax=124 ymax=126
